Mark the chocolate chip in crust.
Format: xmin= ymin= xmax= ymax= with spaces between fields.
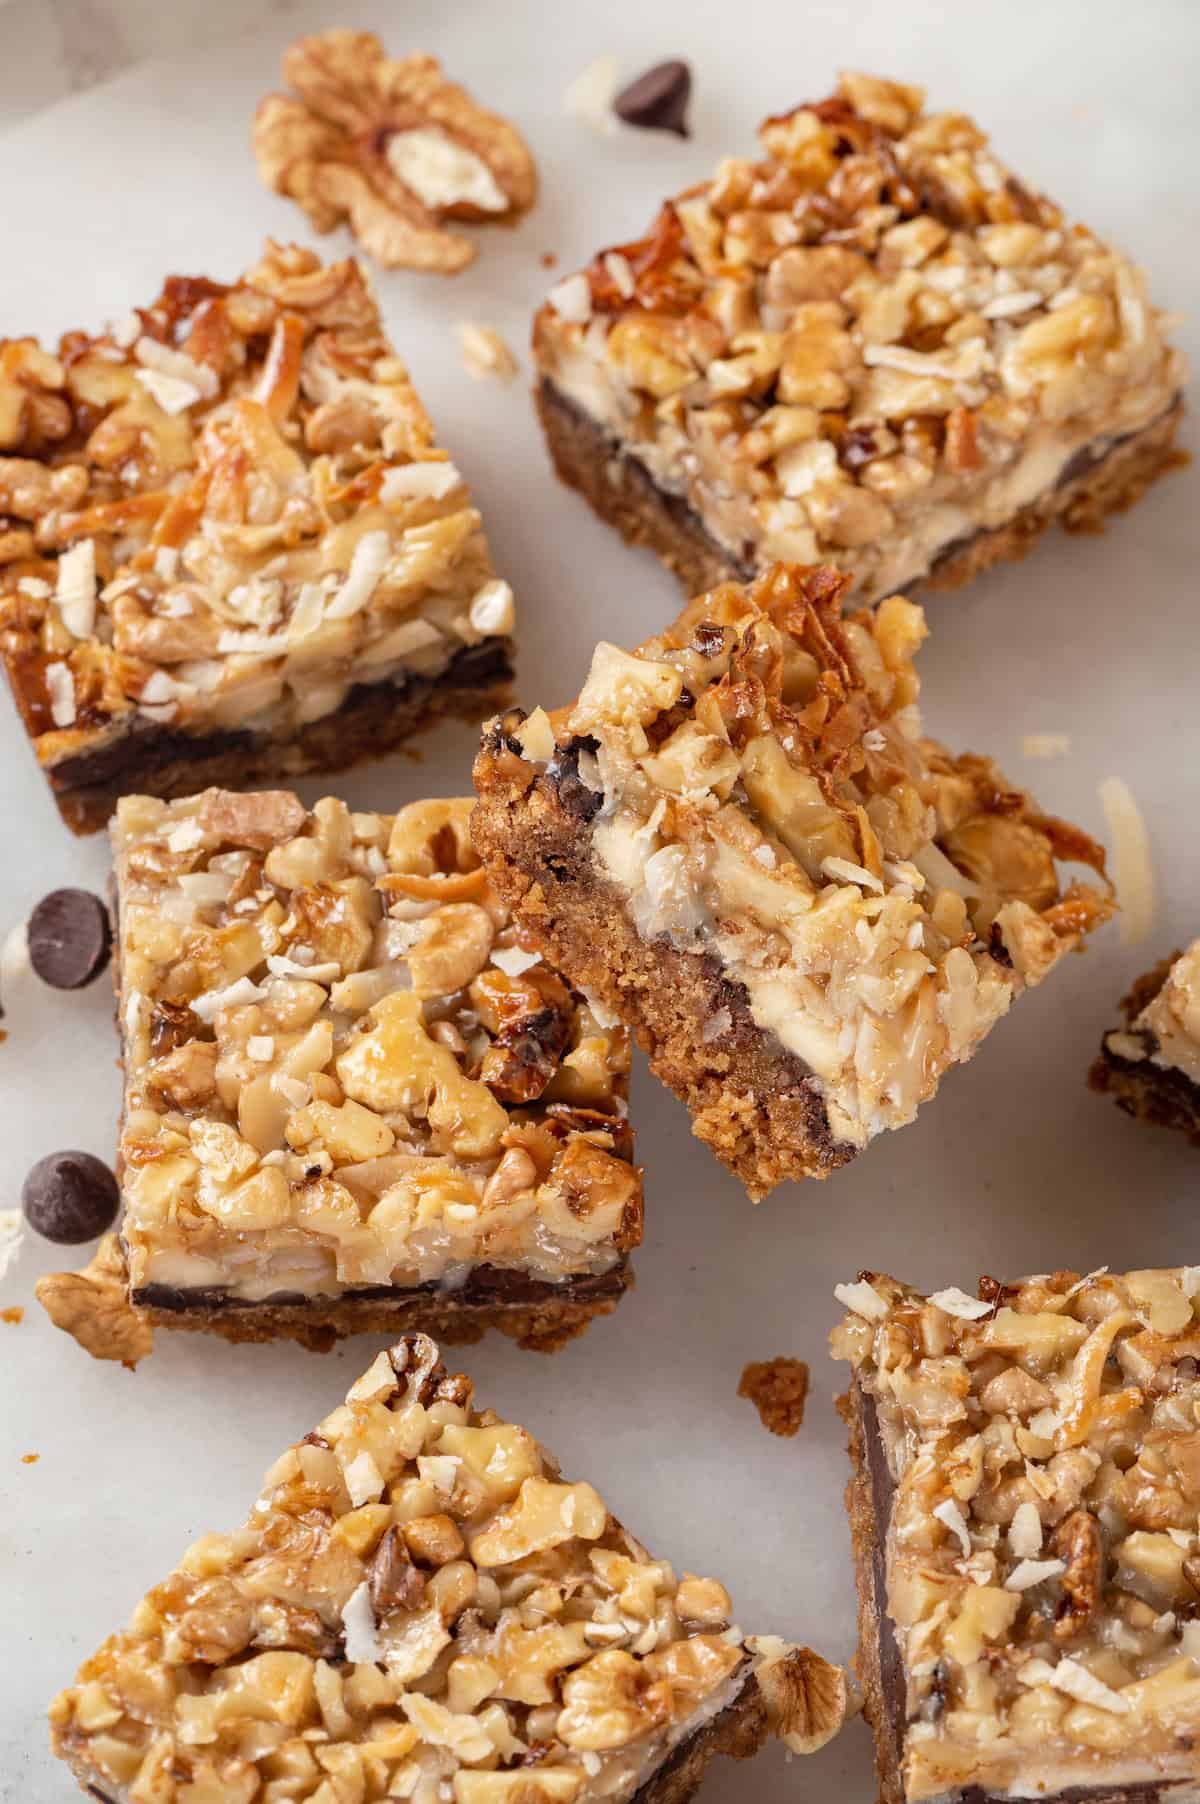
xmin=27 ymin=889 xmax=112 ymax=990
xmin=22 ymin=1150 xmax=120 ymax=1245
xmin=614 ymin=60 xmax=692 ymax=136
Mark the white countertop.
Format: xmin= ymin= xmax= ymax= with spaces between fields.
xmin=1 ymin=2 xmax=1198 ymax=1799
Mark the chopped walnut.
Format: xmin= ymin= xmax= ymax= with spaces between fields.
xmin=254 ymin=33 xmax=537 ymax=273
xmin=37 ymin=791 xmax=642 ymax=1359
xmin=738 ymin=1356 xmax=810 ymax=1437
xmin=49 ymin=1334 xmax=823 ymax=1802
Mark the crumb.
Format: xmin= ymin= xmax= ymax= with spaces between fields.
xmin=1 ymin=1306 xmax=23 ymax=1324
xmin=738 ymin=1357 xmax=810 ymax=1437
xmin=541 ymin=252 xmax=558 ymax=269
xmin=1021 ymin=733 xmax=1071 ymax=760
xmin=456 ymin=321 xmax=519 ymax=384
xmin=21 ymin=1452 xmax=39 ymax=1465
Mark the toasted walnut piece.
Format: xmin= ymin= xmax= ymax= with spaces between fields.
xmin=35 ymin=1234 xmax=154 ymax=1365
xmin=754 ymin=1643 xmax=847 ymax=1753
xmin=253 ymin=33 xmax=537 ymax=274
xmin=368 ymin=1525 xmax=426 ymax=1612
xmin=674 ymin=1575 xmax=732 ymax=1626
xmin=199 ymin=789 xmax=308 ymax=850
xmin=738 ymin=1356 xmax=810 ymax=1436
xmin=408 ymin=903 xmax=495 ymax=998
xmin=1052 ymin=1509 xmax=1104 ymax=1641
xmin=470 ymin=1478 xmax=607 ymax=1566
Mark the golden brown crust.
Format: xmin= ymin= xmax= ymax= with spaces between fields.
xmin=470 ymin=752 xmax=853 ymax=1198
xmin=47 ymin=659 xmax=511 ymax=835
xmin=137 ymin=1282 xmax=622 ymax=1355
xmin=842 ymin=1382 xmax=904 ymax=1804
xmin=537 ymin=377 xmax=1186 ymax=603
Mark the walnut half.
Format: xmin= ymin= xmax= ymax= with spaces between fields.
xmin=35 ymin=1234 xmax=154 ymax=1366
xmin=253 ymin=32 xmax=538 ymax=273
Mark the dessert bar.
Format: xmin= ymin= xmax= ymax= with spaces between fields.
xmin=473 ymin=562 xmax=1110 ymax=1199
xmin=1090 ymin=940 xmax=1200 ymax=1146
xmin=49 ymin=1332 xmax=843 ymax=1804
xmin=0 ymin=241 xmax=514 ymax=833
xmin=40 ymin=789 xmax=640 ymax=1358
xmin=835 ymin=1266 xmax=1200 ymax=1804
xmin=534 ymin=71 xmax=1184 ymax=604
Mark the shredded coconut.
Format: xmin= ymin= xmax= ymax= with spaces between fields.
xmin=1099 ymin=776 xmax=1156 ymax=945
xmin=834 ymin=1278 xmax=889 ymax=1321
xmin=928 ymin=1287 xmax=992 ymax=1321
xmin=341 ymin=1580 xmax=380 ymax=1664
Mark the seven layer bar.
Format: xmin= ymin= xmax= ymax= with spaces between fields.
xmin=836 ymin=1267 xmax=1200 ymax=1804
xmin=473 ymin=563 xmax=1111 ymax=1199
xmin=534 ymin=71 xmax=1184 ymax=604
xmin=1091 ymin=940 xmax=1200 ymax=1147
xmin=0 ymin=241 xmax=514 ymax=832
xmin=39 ymin=788 xmax=641 ymax=1361
xmin=50 ymin=1332 xmax=844 ymax=1804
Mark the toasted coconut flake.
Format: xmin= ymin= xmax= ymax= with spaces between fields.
xmin=834 ymin=1278 xmax=888 ymax=1320
xmin=933 ymin=1498 xmax=972 ymax=1556
xmin=341 ymin=1580 xmax=380 ymax=1663
xmin=1049 ymin=1657 xmax=1130 ymax=1713
xmin=563 ymin=54 xmax=620 ymax=136
xmin=1099 ymin=776 xmax=1156 ymax=946
xmin=1005 ymin=1558 xmax=1066 ymax=1591
xmin=929 ymin=1286 xmax=991 ymax=1321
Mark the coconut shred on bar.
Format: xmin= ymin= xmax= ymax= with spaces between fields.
xmin=473 ymin=563 xmax=1111 ymax=1198
xmin=44 ymin=788 xmax=642 ymax=1357
xmin=533 ymin=71 xmax=1184 ymax=604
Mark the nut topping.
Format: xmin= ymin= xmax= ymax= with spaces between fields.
xmin=836 ymin=1268 xmax=1200 ymax=1801
xmin=37 ymin=791 xmax=642 ymax=1359
xmin=254 ymin=33 xmax=537 ymax=273
xmin=49 ymin=1334 xmax=823 ymax=1801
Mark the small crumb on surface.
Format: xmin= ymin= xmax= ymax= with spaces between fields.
xmin=456 ymin=321 xmax=519 ymax=384
xmin=1021 ymin=733 xmax=1071 ymax=760
xmin=1 ymin=1306 xmax=23 ymax=1324
xmin=738 ymin=1356 xmax=809 ymax=1437
xmin=540 ymin=251 xmax=557 ymax=269
xmin=563 ymin=53 xmax=620 ymax=135
xmin=21 ymin=1452 xmax=39 ymax=1465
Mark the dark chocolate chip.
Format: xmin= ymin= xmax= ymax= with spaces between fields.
xmin=614 ymin=60 xmax=692 ymax=136
xmin=27 ymin=889 xmax=112 ymax=990
xmin=22 ymin=1150 xmax=120 ymax=1245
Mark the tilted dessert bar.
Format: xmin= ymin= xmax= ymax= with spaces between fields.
xmin=49 ymin=1332 xmax=845 ymax=1804
xmin=1090 ymin=941 xmax=1200 ymax=1146
xmin=0 ymin=241 xmax=514 ymax=833
xmin=38 ymin=789 xmax=640 ymax=1359
xmin=533 ymin=71 xmax=1185 ymax=604
xmin=473 ymin=563 xmax=1111 ymax=1199
xmin=835 ymin=1267 xmax=1200 ymax=1804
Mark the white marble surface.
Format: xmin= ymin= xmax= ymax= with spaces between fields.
xmin=0 ymin=3 xmax=1198 ymax=1799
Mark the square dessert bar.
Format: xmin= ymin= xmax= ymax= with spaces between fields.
xmin=473 ymin=563 xmax=1111 ymax=1199
xmin=534 ymin=71 xmax=1184 ymax=604
xmin=49 ymin=1332 xmax=843 ymax=1804
xmin=41 ymin=789 xmax=641 ymax=1359
xmin=0 ymin=241 xmax=514 ymax=833
xmin=1090 ymin=941 xmax=1200 ymax=1146
xmin=835 ymin=1268 xmax=1200 ymax=1804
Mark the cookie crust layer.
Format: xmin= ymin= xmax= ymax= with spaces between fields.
xmin=472 ymin=732 xmax=853 ymax=1198
xmin=133 ymin=1260 xmax=628 ymax=1355
xmin=537 ymin=379 xmax=1185 ymax=603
